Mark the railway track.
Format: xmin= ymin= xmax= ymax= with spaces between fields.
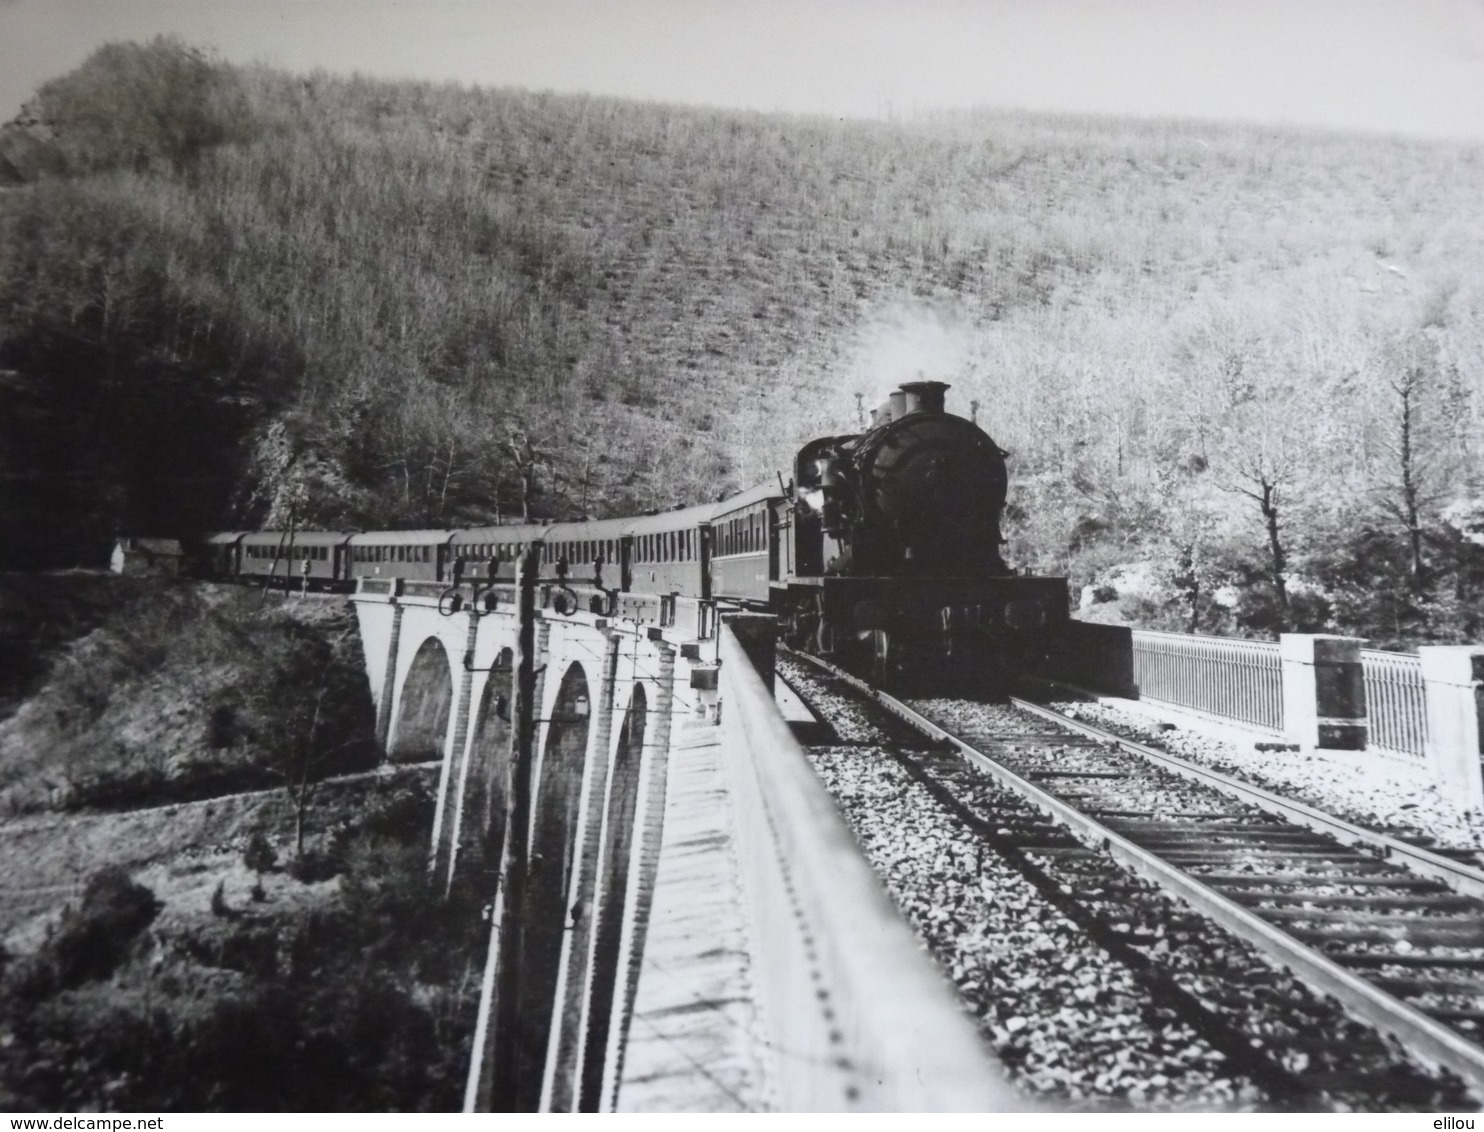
xmin=778 ymin=646 xmax=1484 ymax=1110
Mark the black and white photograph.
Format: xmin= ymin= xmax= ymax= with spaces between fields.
xmin=1 ymin=0 xmax=1483 ymax=1115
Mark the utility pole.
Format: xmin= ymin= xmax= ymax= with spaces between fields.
xmin=854 ymin=392 xmax=865 ymax=429
xmin=486 ymin=542 xmax=542 ymax=1109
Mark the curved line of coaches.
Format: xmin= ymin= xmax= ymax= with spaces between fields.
xmin=204 ymin=480 xmax=782 ymax=604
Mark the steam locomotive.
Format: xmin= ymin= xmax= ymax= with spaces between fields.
xmin=202 ymin=381 xmax=1067 ymax=690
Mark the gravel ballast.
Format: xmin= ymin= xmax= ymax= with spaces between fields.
xmin=1051 ymin=699 xmax=1484 ymax=855
xmin=779 ymin=656 xmax=1475 ymax=1111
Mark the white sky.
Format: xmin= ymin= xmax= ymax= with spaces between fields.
xmin=2 ymin=0 xmax=1484 ymax=141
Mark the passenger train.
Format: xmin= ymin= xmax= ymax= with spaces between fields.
xmin=200 ymin=381 xmax=1068 ymax=689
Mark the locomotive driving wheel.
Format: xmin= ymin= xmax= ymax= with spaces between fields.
xmin=869 ymin=628 xmax=893 ymax=687
xmin=783 ymin=591 xmax=820 ymax=649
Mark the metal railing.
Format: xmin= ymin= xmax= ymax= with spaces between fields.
xmin=717 ymin=627 xmax=1020 ymax=1110
xmin=1131 ymin=630 xmax=1284 ymax=735
xmin=1362 ymin=649 xmax=1428 ymax=758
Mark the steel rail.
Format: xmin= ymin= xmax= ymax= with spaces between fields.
xmin=779 ymin=647 xmax=1484 ymax=1100
xmin=1009 ymin=694 xmax=1484 ymax=900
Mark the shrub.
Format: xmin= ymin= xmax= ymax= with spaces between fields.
xmin=243 ymin=832 xmax=278 ymax=878
xmin=8 ymin=868 xmax=159 ymax=1002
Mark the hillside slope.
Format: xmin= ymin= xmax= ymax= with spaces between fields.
xmin=2 ymin=39 xmax=1483 ymax=644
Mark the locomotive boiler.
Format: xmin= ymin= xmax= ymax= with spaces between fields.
xmin=768 ymin=380 xmax=1068 ymax=690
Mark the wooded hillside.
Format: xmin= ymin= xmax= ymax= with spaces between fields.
xmin=2 ymin=38 xmax=1482 ymax=646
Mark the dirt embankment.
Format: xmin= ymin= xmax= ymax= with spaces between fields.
xmin=0 ymin=575 xmax=378 ymax=815
xmin=0 ymin=574 xmax=490 ymax=1110
xmin=0 ymin=766 xmax=488 ymax=1112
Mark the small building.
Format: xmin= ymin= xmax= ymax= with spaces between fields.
xmin=110 ymin=537 xmax=185 ymax=576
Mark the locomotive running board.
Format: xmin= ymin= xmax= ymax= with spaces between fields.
xmin=779 ymin=646 xmax=1484 ymax=1102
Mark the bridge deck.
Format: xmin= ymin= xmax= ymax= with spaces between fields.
xmin=616 ymin=718 xmax=770 ymax=1112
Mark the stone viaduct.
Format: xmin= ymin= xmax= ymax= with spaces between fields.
xmin=350 ymin=574 xmax=1016 ymax=1113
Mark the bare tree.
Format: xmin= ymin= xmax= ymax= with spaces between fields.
xmin=1212 ymin=378 xmax=1313 ymax=631
xmin=502 ymin=426 xmax=550 ymax=521
xmin=1375 ymin=334 xmax=1446 ymax=590
xmin=1231 ymin=450 xmax=1291 ymax=624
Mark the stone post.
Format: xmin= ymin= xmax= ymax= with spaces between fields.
xmin=1419 ymin=646 xmax=1484 ymax=813
xmin=1279 ymin=634 xmax=1367 ymax=750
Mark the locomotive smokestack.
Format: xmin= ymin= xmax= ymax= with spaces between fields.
xmin=899 ymin=380 xmax=950 ymax=415
xmin=888 ymin=389 xmax=907 ymax=420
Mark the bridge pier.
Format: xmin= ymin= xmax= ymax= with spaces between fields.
xmin=373 ymin=591 xmax=403 ymax=745
xmin=542 ymin=629 xmax=622 ymax=1110
xmin=430 ymin=612 xmax=482 ymax=880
